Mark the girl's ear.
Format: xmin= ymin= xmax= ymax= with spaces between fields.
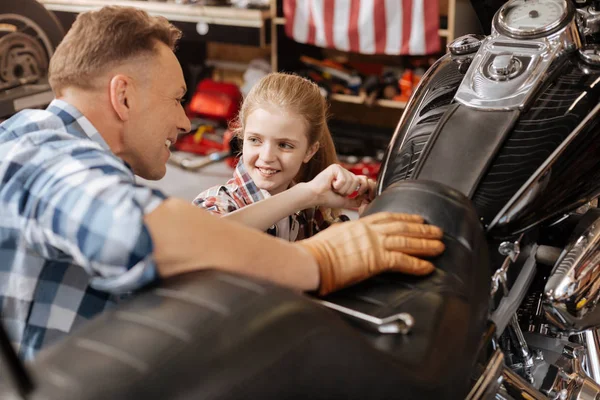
xmin=304 ymin=141 xmax=319 ymax=163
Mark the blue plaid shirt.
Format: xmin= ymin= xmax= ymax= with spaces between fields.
xmin=0 ymin=99 xmax=165 ymax=360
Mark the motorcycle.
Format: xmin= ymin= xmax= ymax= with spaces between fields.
xmin=1 ymin=0 xmax=600 ymax=399
xmin=374 ymin=0 xmax=600 ymax=398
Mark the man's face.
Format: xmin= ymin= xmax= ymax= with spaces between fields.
xmin=124 ymin=42 xmax=191 ymax=180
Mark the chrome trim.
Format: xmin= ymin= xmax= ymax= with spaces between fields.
xmin=488 ymin=55 xmax=523 ymax=80
xmin=491 ymin=241 xmax=536 ymax=337
xmin=491 ymin=256 xmax=513 ymax=298
xmin=312 ymin=299 xmax=414 ymax=335
xmin=495 ymin=0 xmax=573 ymax=39
xmin=543 ymin=213 xmax=600 ymax=333
xmin=487 ymin=102 xmax=600 ymax=232
xmin=449 ymin=34 xmax=486 ymax=55
xmin=508 ymin=315 xmax=534 ymax=381
xmin=584 ymin=329 xmax=600 ymax=383
xmin=540 ymin=343 xmax=600 ymax=399
xmin=499 ymin=241 xmax=521 ymax=262
xmin=501 ymin=367 xmax=547 ymax=400
xmin=454 ymin=6 xmax=581 ymax=111
xmin=466 ymin=349 xmax=504 ymax=400
xmin=576 ymin=5 xmax=600 ymax=38
xmin=579 ymin=45 xmax=600 ymax=66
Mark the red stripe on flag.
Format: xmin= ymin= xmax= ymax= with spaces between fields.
xmin=401 ymin=0 xmax=412 ymax=54
xmin=374 ymin=0 xmax=387 ymax=54
xmin=425 ymin=0 xmax=441 ymax=54
xmin=283 ymin=0 xmax=297 ymax=40
xmin=307 ymin=0 xmax=316 ymax=46
xmin=348 ymin=0 xmax=361 ymax=53
xmin=284 ymin=0 xmax=437 ymax=56
xmin=323 ymin=0 xmax=335 ymax=48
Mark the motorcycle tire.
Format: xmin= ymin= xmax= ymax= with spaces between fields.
xmin=0 ymin=0 xmax=65 ymax=56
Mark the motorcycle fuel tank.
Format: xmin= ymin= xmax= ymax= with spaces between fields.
xmin=378 ymin=2 xmax=600 ymax=238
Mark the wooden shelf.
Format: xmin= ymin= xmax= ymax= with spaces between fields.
xmin=38 ymin=0 xmax=269 ymax=27
xmin=330 ymin=93 xmax=406 ymax=109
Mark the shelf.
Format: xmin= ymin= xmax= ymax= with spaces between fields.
xmin=38 ymin=0 xmax=269 ymax=27
xmin=330 ymin=93 xmax=406 ymax=109
xmin=0 ymin=81 xmax=54 ymax=119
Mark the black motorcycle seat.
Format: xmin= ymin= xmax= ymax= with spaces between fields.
xmin=321 ymin=180 xmax=491 ymax=397
xmin=14 ymin=181 xmax=490 ymax=400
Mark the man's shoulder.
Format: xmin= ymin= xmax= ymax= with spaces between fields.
xmin=2 ymin=108 xmax=65 ymax=136
xmin=0 ymin=109 xmax=130 ymax=188
xmin=1 ymin=108 xmax=107 ymax=159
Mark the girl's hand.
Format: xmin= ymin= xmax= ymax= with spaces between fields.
xmin=357 ymin=179 xmax=376 ymax=215
xmin=305 ymin=164 xmax=375 ymax=209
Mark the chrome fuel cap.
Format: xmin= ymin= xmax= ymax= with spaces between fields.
xmin=488 ymin=54 xmax=523 ymax=80
xmin=448 ymin=34 xmax=485 ymax=55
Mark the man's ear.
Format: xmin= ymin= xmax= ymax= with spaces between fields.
xmin=109 ymin=74 xmax=131 ymax=122
xmin=304 ymin=141 xmax=320 ymax=163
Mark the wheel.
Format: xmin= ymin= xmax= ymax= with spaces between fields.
xmin=0 ymin=0 xmax=64 ymax=91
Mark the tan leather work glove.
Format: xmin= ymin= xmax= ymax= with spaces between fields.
xmin=298 ymin=212 xmax=445 ymax=296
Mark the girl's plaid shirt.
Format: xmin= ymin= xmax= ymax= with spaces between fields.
xmin=193 ymin=160 xmax=348 ymax=241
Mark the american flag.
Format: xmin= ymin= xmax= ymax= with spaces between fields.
xmin=283 ymin=0 xmax=440 ymax=56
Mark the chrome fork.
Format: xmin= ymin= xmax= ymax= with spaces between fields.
xmin=494 ymin=343 xmax=600 ymax=400
xmin=469 ymin=339 xmax=600 ymax=399
xmin=538 ymin=343 xmax=600 ymax=400
xmin=584 ymin=329 xmax=600 ymax=384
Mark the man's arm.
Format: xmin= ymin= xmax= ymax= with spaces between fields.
xmin=17 ymin=140 xmax=318 ymax=292
xmin=146 ymin=197 xmax=319 ymax=291
xmin=149 ymin=199 xmax=447 ymax=296
xmin=25 ymin=148 xmax=318 ymax=292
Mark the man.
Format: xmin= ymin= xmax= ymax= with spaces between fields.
xmin=0 ymin=6 xmax=444 ymax=360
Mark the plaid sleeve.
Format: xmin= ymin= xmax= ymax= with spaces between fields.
xmin=193 ymin=186 xmax=241 ymax=215
xmin=13 ymin=143 xmax=165 ymax=294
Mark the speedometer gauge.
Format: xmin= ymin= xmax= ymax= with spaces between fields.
xmin=495 ymin=0 xmax=572 ymax=39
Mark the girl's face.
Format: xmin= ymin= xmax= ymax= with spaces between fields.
xmin=242 ymin=107 xmax=318 ymax=195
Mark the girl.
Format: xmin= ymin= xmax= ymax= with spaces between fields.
xmin=193 ymin=72 xmax=375 ymax=241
